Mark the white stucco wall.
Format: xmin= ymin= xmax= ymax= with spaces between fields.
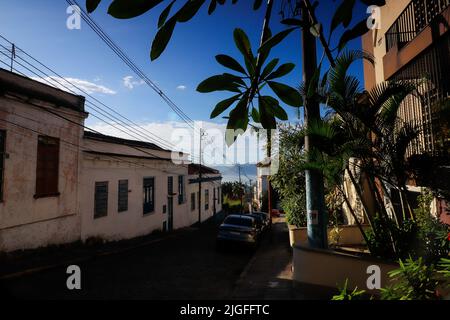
xmin=80 ymin=139 xmax=191 ymax=242
xmin=0 ymin=80 xmax=85 ymax=252
xmin=187 ymin=174 xmax=222 ymax=224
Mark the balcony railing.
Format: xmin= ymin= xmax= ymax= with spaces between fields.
xmin=385 ymin=0 xmax=450 ymax=52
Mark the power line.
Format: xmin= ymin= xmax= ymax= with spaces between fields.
xmin=66 ymin=0 xmax=197 ymax=132
xmin=0 ymin=37 xmax=182 ymax=153
xmin=0 ymin=57 xmax=194 ymax=170
xmin=0 ymin=38 xmax=200 ymax=163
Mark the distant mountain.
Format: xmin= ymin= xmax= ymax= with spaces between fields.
xmin=213 ymin=164 xmax=257 ymax=184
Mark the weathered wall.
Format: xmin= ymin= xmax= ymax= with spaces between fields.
xmin=80 ymin=141 xmax=190 ymax=241
xmin=0 ymin=90 xmax=85 ymax=252
xmin=187 ymin=175 xmax=222 ymax=225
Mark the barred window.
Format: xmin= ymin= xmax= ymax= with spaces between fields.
xmin=118 ymin=180 xmax=128 ymax=212
xmin=94 ymin=181 xmax=108 ymax=219
xmin=191 ymin=192 xmax=196 ymax=211
xmin=35 ymin=135 xmax=59 ymax=198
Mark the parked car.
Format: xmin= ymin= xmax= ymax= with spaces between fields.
xmin=245 ymin=213 xmax=267 ymax=233
xmin=251 ymin=211 xmax=271 ymax=230
xmin=217 ymin=214 xmax=259 ymax=248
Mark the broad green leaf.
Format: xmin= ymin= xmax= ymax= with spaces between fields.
xmin=338 ymin=19 xmax=369 ymax=51
xmin=253 ymin=0 xmax=263 ymax=10
xmin=158 ymin=0 xmax=175 ymax=28
xmin=234 ymin=28 xmax=253 ymax=61
xmin=280 ymin=18 xmax=304 ymax=27
xmin=266 ymin=63 xmax=295 ymax=80
xmin=211 ymin=95 xmax=241 ymax=118
xmin=108 ymin=0 xmax=163 ymax=19
xmin=227 ymin=96 xmax=249 ymax=143
xmin=260 ymin=58 xmax=279 ymax=80
xmin=208 ymin=0 xmax=217 ymax=14
xmin=177 ymin=0 xmax=206 ymax=23
xmin=258 ymin=96 xmax=277 ymax=129
xmin=86 ymin=0 xmax=101 ymax=13
xmin=215 ymin=54 xmax=247 ymax=75
xmin=197 ymin=74 xmax=241 ymax=93
xmin=259 ymin=28 xmax=296 ymax=56
xmin=268 ymin=81 xmax=302 ymax=107
xmin=151 ymin=17 xmax=177 ymax=60
xmin=234 ymin=28 xmax=255 ymax=76
xmin=261 ymin=96 xmax=288 ymax=121
xmin=331 ymin=0 xmax=356 ymax=33
xmin=251 ymin=107 xmax=260 ymax=123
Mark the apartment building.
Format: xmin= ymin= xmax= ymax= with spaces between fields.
xmin=363 ymin=0 xmax=450 ymax=155
xmin=362 ymin=0 xmax=450 ymax=222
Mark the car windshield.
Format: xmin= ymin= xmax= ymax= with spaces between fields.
xmin=224 ymin=217 xmax=253 ymax=227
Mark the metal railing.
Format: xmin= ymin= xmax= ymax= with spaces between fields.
xmin=385 ymin=0 xmax=450 ymax=52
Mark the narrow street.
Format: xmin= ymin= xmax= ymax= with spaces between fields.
xmin=0 ymin=217 xmax=256 ymax=300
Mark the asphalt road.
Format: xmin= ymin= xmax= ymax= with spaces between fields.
xmin=0 ymin=218 xmax=254 ymax=300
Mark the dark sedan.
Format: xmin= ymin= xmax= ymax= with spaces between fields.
xmin=217 ymin=215 xmax=259 ymax=248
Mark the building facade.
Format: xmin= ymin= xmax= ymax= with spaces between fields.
xmin=187 ymin=164 xmax=222 ymax=224
xmin=363 ymin=0 xmax=450 ymax=155
xmin=361 ymin=0 xmax=450 ymax=222
xmin=0 ymin=69 xmax=86 ymax=252
xmin=0 ymin=68 xmax=223 ymax=252
xmin=80 ymin=132 xmax=191 ymax=242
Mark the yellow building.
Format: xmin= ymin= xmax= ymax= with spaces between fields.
xmin=362 ymin=0 xmax=449 ymax=156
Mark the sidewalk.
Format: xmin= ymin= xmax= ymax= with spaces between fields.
xmin=231 ymin=217 xmax=334 ymax=300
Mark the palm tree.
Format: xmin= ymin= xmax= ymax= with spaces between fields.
xmin=294 ymin=50 xmax=425 ymax=255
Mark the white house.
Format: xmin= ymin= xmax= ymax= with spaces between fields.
xmin=0 ymin=68 xmax=223 ymax=252
xmin=187 ymin=164 xmax=222 ymax=224
xmin=80 ymin=131 xmax=193 ymax=242
xmin=0 ymin=68 xmax=87 ymax=252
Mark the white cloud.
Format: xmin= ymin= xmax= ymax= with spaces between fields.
xmin=176 ymin=85 xmax=187 ymax=91
xmin=123 ymin=76 xmax=145 ymax=89
xmin=31 ymin=76 xmax=116 ymax=95
xmin=88 ymin=120 xmax=268 ymax=167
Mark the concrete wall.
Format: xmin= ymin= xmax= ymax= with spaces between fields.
xmin=293 ymin=244 xmax=398 ymax=295
xmin=288 ymin=224 xmax=370 ymax=247
xmin=80 ymin=139 xmax=190 ymax=242
xmin=0 ymin=76 xmax=85 ymax=252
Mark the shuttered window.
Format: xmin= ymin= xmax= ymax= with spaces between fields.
xmin=35 ymin=135 xmax=59 ymax=198
xmin=191 ymin=192 xmax=196 ymax=211
xmin=118 ymin=180 xmax=128 ymax=212
xmin=143 ymin=177 xmax=155 ymax=214
xmin=205 ymin=189 xmax=209 ymax=210
xmin=94 ymin=181 xmax=108 ymax=219
xmin=0 ymin=130 xmax=5 ymax=201
xmin=178 ymin=175 xmax=185 ymax=204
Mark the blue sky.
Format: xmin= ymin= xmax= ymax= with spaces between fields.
xmin=0 ymin=0 xmax=371 ymax=165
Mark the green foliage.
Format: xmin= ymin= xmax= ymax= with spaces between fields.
xmin=197 ymin=27 xmax=301 ymax=144
xmin=380 ymin=257 xmax=445 ymax=300
xmin=271 ymin=125 xmax=307 ymax=227
xmin=87 ymin=0 xmax=383 ymax=144
xmin=332 ymin=279 xmax=366 ymax=300
xmin=365 ymin=198 xmax=449 ymax=262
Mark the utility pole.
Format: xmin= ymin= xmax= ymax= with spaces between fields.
xmin=198 ymin=129 xmax=205 ymax=226
xmin=238 ymin=164 xmax=243 ymax=213
xmin=301 ymin=1 xmax=328 ymax=249
xmin=10 ymin=44 xmax=15 ymax=72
